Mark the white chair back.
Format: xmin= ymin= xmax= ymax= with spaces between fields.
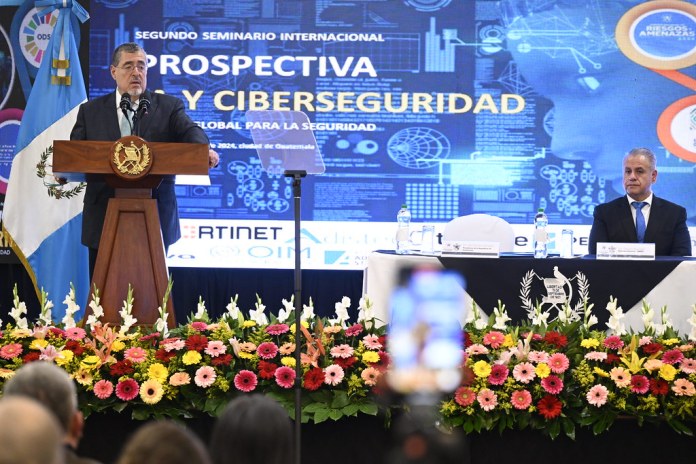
xmin=442 ymin=214 xmax=515 ymax=252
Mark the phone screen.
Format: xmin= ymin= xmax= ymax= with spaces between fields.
xmin=387 ymin=267 xmax=466 ymax=394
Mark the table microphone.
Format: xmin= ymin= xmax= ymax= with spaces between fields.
xmin=120 ymin=93 xmax=133 ymax=134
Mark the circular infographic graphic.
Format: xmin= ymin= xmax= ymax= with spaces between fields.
xmin=387 ymin=127 xmax=450 ymax=169
xmin=18 ymin=8 xmax=59 ymax=69
xmin=616 ymin=0 xmax=696 ymax=69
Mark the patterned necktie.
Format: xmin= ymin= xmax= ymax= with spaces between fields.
xmin=119 ymin=109 xmax=132 ymax=137
xmin=632 ymin=201 xmax=647 ymax=243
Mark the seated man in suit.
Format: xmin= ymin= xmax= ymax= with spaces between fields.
xmin=588 ymin=147 xmax=692 ymax=256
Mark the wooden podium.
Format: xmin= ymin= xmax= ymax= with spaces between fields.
xmin=53 ymin=137 xmax=209 ymax=328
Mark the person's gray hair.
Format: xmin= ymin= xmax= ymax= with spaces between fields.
xmin=3 ymin=361 xmax=78 ymax=431
xmin=111 ymin=42 xmax=146 ymax=67
xmin=625 ymin=147 xmax=656 ymax=171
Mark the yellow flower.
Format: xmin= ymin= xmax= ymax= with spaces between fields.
xmin=362 ymin=351 xmax=380 ymax=364
xmin=74 ymin=369 xmax=93 ymax=386
xmin=659 ymin=364 xmax=677 ymax=381
xmin=148 ymin=363 xmax=168 ymax=383
xmin=182 ymin=350 xmax=202 ymax=365
xmin=0 ymin=368 xmax=16 ymax=379
xmin=662 ymin=338 xmax=680 ymax=346
xmin=139 ymin=379 xmax=164 ymax=405
xmin=111 ymin=340 xmax=126 ymax=352
xmin=581 ymin=338 xmax=600 ymax=349
xmin=10 ymin=328 xmax=32 ymax=338
xmin=55 ymin=350 xmax=74 ymax=366
xmin=535 ymin=363 xmax=551 ymax=379
xmin=281 ymin=356 xmax=296 ymax=367
xmin=473 ymin=360 xmax=492 ymax=378
xmin=29 ymin=339 xmax=48 ymax=350
xmin=502 ymin=334 xmax=514 ymax=348
xmin=237 ymin=352 xmax=254 ymax=359
xmin=593 ymin=367 xmax=609 ymax=378
xmin=242 ymin=320 xmax=256 ymax=328
xmin=80 ymin=355 xmax=101 ymax=371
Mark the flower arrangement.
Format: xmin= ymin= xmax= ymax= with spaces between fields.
xmin=1 ymin=283 xmax=696 ymax=437
xmin=440 ymin=298 xmax=696 ymax=437
xmin=0 ymin=284 xmax=388 ymax=423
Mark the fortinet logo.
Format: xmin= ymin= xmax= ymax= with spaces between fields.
xmin=181 ymin=225 xmax=283 ymax=240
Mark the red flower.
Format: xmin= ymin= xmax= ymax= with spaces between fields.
xmin=604 ymin=353 xmax=621 ymax=365
xmin=543 ymin=332 xmax=567 ymax=348
xmin=454 ymin=387 xmax=476 ymax=407
xmin=115 ymin=378 xmax=139 ymax=401
xmin=64 ymin=340 xmax=85 ymax=356
xmin=464 ymin=331 xmax=473 ymax=348
xmin=155 ymin=348 xmax=176 ymax=363
xmin=488 ymin=364 xmax=509 ymax=386
xmin=257 ymin=342 xmax=279 ymax=360
xmin=211 ymin=353 xmax=233 ymax=366
xmin=110 ymin=360 xmax=135 ymax=376
xmin=303 ymin=367 xmax=324 ymax=391
xmin=376 ymin=351 xmax=390 ymax=369
xmin=22 ymin=352 xmax=40 ymax=363
xmin=48 ymin=327 xmax=66 ymax=338
xmin=185 ymin=334 xmax=209 ymax=352
xmin=641 ymin=342 xmax=664 ymax=354
xmin=649 ymin=378 xmax=669 ymax=396
xmin=334 ymin=356 xmax=357 ymax=370
xmin=258 ymin=361 xmax=278 ymax=379
xmin=265 ymin=324 xmax=290 ymax=336
xmin=537 ymin=395 xmax=562 ymax=419
xmin=139 ymin=332 xmax=161 ymax=346
xmin=662 ymin=349 xmax=684 ymax=365
xmin=234 ymin=370 xmax=258 ymax=392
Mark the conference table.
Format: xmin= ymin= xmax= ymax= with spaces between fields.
xmin=363 ymin=251 xmax=696 ymax=335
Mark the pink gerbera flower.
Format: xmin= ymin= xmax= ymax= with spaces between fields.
xmin=680 ymin=358 xmax=696 ymax=374
xmin=345 ymin=324 xmax=363 ymax=337
xmin=330 ymin=344 xmax=354 ymax=359
xmin=204 ymin=341 xmax=227 ymax=357
xmin=483 ymin=331 xmax=505 ymax=348
xmin=124 ymin=347 xmax=147 ymax=363
xmin=584 ymin=352 xmax=608 ymax=362
xmin=528 ymin=351 xmax=550 ymax=363
xmin=672 ymin=378 xmax=696 ymax=396
xmin=541 ymin=375 xmax=564 ymax=394
xmin=234 ymin=370 xmax=258 ymax=392
xmin=476 ymin=388 xmax=498 ymax=411
xmin=324 ymin=364 xmax=345 ymax=386
xmin=511 ymin=390 xmax=532 ymax=410
xmin=586 ymin=384 xmax=608 ymax=407
xmin=512 ymin=362 xmax=536 ymax=384
xmin=191 ymin=321 xmax=208 ymax=331
xmin=488 ymin=364 xmax=509 ymax=386
xmin=662 ymin=349 xmax=685 ymax=365
xmin=257 ymin=342 xmax=279 ymax=359
xmin=362 ymin=335 xmax=383 ymax=350
xmin=274 ymin=366 xmax=296 ymax=389
xmin=65 ymin=327 xmax=86 ymax=341
xmin=630 ymin=375 xmax=650 ymax=394
xmin=93 ymin=380 xmax=114 ymax=399
xmin=0 ymin=343 xmax=23 ymax=360
xmin=169 ymin=372 xmax=191 ymax=386
xmin=361 ymin=367 xmax=380 ymax=386
xmin=266 ymin=324 xmax=290 ymax=335
xmin=466 ymin=344 xmax=489 ymax=355
xmin=548 ymin=353 xmax=570 ymax=374
xmin=603 ymin=335 xmax=624 ymax=350
xmin=115 ymin=379 xmax=139 ymax=401
xmin=454 ymin=387 xmax=476 ymax=407
xmin=194 ymin=366 xmax=217 ymax=388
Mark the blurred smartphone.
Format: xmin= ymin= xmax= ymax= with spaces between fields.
xmin=387 ymin=266 xmax=466 ymax=394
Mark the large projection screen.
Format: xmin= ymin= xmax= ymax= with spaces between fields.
xmin=83 ymin=0 xmax=696 ymax=268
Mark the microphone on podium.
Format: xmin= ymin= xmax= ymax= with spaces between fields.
xmin=120 ymin=93 xmax=133 ymax=135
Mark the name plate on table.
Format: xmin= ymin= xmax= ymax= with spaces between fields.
xmin=441 ymin=241 xmax=500 ymax=258
xmin=596 ymin=242 xmax=655 ymax=260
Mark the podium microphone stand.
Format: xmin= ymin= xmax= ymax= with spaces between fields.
xmin=246 ymin=110 xmax=325 ymax=464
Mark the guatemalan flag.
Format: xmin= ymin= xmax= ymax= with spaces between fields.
xmin=2 ymin=1 xmax=89 ymax=320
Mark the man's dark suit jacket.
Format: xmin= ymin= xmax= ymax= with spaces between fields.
xmin=588 ymin=195 xmax=692 ymax=256
xmin=70 ymin=90 xmax=209 ymax=250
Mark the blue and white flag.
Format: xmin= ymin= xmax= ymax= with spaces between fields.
xmin=2 ymin=0 xmax=89 ymax=321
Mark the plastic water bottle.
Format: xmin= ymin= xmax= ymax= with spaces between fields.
xmin=395 ymin=204 xmax=411 ymax=254
xmin=533 ymin=208 xmax=549 ymax=258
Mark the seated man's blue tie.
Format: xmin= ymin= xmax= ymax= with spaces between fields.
xmin=632 ymin=201 xmax=647 ymax=242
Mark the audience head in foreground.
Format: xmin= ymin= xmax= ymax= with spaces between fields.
xmin=116 ymin=420 xmax=211 ymax=464
xmin=588 ymin=147 xmax=692 ymax=256
xmin=210 ymin=394 xmax=293 ymax=464
xmin=3 ymin=360 xmax=101 ymax=464
xmin=0 ymin=395 xmax=64 ymax=464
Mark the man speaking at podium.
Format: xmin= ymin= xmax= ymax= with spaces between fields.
xmin=588 ymin=147 xmax=691 ymax=256
xmin=70 ymin=42 xmax=219 ymax=276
